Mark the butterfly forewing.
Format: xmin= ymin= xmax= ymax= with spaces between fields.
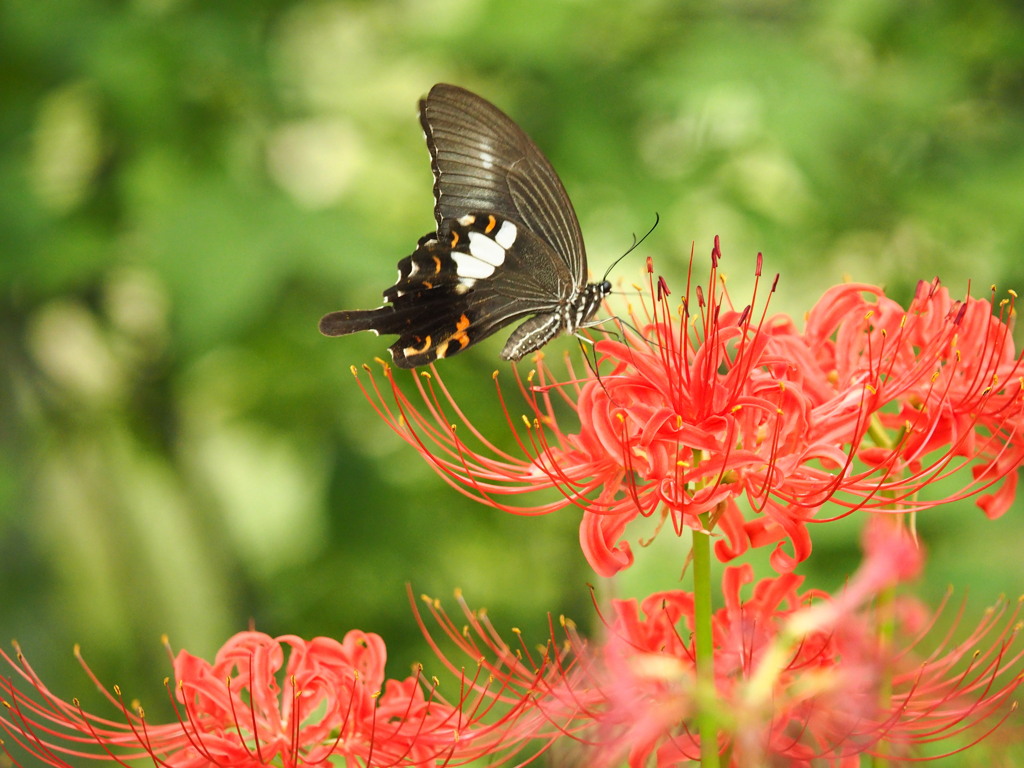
xmin=420 ymin=84 xmax=586 ymax=283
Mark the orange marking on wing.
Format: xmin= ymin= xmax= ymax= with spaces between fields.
xmin=485 ymin=215 xmax=497 ymax=233
xmin=432 ymin=255 xmax=442 ymax=274
xmin=437 ymin=314 xmax=474 ymax=360
xmin=450 ymin=231 xmax=460 ymax=249
xmin=450 ymin=313 xmax=472 ymax=350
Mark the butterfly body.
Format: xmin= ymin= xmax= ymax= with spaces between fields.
xmin=319 ymin=84 xmax=610 ymax=368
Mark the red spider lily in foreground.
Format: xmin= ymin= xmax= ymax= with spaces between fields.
xmin=0 ymin=630 xmax=554 ymax=767
xmin=416 ymin=522 xmax=1023 ymax=767
xmin=354 ymin=239 xmax=1024 ymax=575
xmin=3 ymin=525 xmax=1020 ymax=766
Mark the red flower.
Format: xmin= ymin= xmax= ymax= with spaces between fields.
xmin=804 ymin=278 xmax=1024 ymax=518
xmin=0 ymin=630 xmax=540 ymax=767
xmin=353 ymin=240 xmax=1024 ymax=576
xmin=417 ymin=525 xmax=1022 ymax=766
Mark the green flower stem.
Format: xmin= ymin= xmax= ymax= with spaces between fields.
xmin=870 ymin=579 xmax=896 ymax=768
xmin=694 ymin=512 xmax=720 ymax=768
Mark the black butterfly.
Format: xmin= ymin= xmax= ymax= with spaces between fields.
xmin=319 ymin=83 xmax=611 ymax=369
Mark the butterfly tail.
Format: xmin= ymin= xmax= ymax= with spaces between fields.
xmin=319 ymin=307 xmax=399 ymax=337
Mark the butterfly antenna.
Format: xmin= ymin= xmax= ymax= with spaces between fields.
xmin=601 ymin=212 xmax=660 ymax=282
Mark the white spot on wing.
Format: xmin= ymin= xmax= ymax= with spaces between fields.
xmin=494 ymin=220 xmax=517 ymax=249
xmin=467 ymin=231 xmax=506 ymax=266
xmin=480 ymin=151 xmax=494 ymax=170
xmin=452 ymin=252 xmax=496 ymax=279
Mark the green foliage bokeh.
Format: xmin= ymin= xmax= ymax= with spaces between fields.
xmin=1 ymin=1 xmax=1023 ymax=757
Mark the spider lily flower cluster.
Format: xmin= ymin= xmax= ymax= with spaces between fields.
xmin=4 ymin=524 xmax=1021 ymax=768
xmin=354 ymin=238 xmax=1024 ymax=576
xmin=2 ymin=539 xmax=1021 ymax=767
xmin=415 ymin=522 xmax=1023 ymax=766
xmin=0 ymin=629 xmax=556 ymax=767
xmin=3 ymin=242 xmax=1022 ymax=766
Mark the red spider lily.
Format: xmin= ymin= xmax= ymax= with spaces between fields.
xmin=416 ymin=523 xmax=1023 ymax=766
xmin=0 ymin=630 xmax=547 ymax=767
xmin=804 ymin=278 xmax=1024 ymax=518
xmin=351 ymin=239 xmax=1024 ymax=576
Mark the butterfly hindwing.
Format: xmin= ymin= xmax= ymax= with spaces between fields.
xmin=321 ymin=214 xmax=559 ymax=367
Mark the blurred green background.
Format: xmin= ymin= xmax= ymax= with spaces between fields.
xmin=2 ymin=0 xmax=1024 ymax=759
